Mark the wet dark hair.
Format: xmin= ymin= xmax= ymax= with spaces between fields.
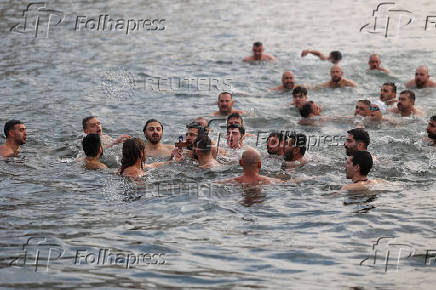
xmin=119 ymin=138 xmax=145 ymax=175
xmin=383 ymin=82 xmax=397 ymax=94
xmin=289 ymin=133 xmax=307 ymax=156
xmin=292 ymin=86 xmax=307 ymax=96
xmin=431 ymin=115 xmax=436 ymax=122
xmin=253 ymin=42 xmax=262 ymax=47
xmin=351 ymin=151 xmax=373 ymax=176
xmin=218 ymin=92 xmax=232 ymax=100
xmin=82 ymin=134 xmax=101 ymax=157
xmin=358 ymin=99 xmax=371 ymax=107
xmin=347 ymin=128 xmax=370 ymax=149
xmin=299 ymin=102 xmax=313 ymax=118
xmin=400 ymin=90 xmax=415 ymax=101
xmin=227 ymin=124 xmax=245 ymax=135
xmin=227 ymin=112 xmax=243 ymax=125
xmin=194 ymin=135 xmax=212 ymax=154
xmin=329 ymin=51 xmax=342 ymax=62
xmin=186 ymin=122 xmax=207 ymax=137
xmin=143 ymin=119 xmax=163 ymax=132
xmin=267 ymin=132 xmax=283 ymax=142
xmin=82 ymin=116 xmax=96 ymax=131
xmin=4 ymin=120 xmax=23 ymax=138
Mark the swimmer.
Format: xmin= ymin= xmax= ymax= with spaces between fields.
xmin=227 ymin=124 xmax=246 ymax=149
xmin=405 ymin=65 xmax=436 ymax=89
xmin=344 ymin=128 xmax=370 ymax=156
xmin=243 ymin=42 xmax=276 ymax=62
xmin=301 ymin=49 xmax=342 ymax=64
xmin=192 ymin=135 xmax=220 ymax=168
xmin=212 ymin=92 xmax=245 ymax=117
xmin=219 ymin=149 xmax=282 ymax=185
xmin=82 ymin=134 xmax=107 ymax=169
xmin=423 ymin=115 xmax=436 ymax=146
xmin=282 ymin=133 xmax=308 ymax=169
xmin=266 ymin=132 xmax=285 ymax=156
xmin=318 ymin=65 xmax=358 ymax=88
xmin=143 ymin=119 xmax=174 ymax=157
xmin=226 ymin=113 xmax=256 ymax=138
xmin=82 ymin=116 xmax=131 ymax=149
xmin=119 ymin=138 xmax=147 ymax=178
xmin=290 ymin=86 xmax=308 ymax=109
xmin=388 ymin=90 xmax=426 ymax=118
xmin=298 ymin=101 xmax=322 ymax=125
xmin=365 ymin=101 xmax=397 ymax=125
xmin=270 ymin=71 xmax=298 ymax=91
xmin=380 ymin=82 xmax=397 ymax=106
xmin=0 ymin=120 xmax=26 ymax=158
xmin=342 ymin=151 xmax=381 ymax=190
xmin=354 ymin=100 xmax=371 ymax=117
xmin=367 ymin=54 xmax=389 ymax=73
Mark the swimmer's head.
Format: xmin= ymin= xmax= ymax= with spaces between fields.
xmin=83 ymin=116 xmax=102 ymax=136
xmin=427 ymin=115 xmax=436 ymax=140
xmin=217 ymin=92 xmax=234 ymax=115
xmin=299 ymin=101 xmax=321 ymax=118
xmin=186 ymin=122 xmax=206 ymax=150
xmin=3 ymin=120 xmax=26 ymax=145
xmin=415 ymin=65 xmax=430 ymax=88
xmin=239 ymin=149 xmax=262 ymax=171
xmin=330 ymin=65 xmax=343 ymax=82
xmin=344 ymin=128 xmax=370 ymax=156
xmin=368 ymin=54 xmax=381 ymax=70
xmin=369 ymin=104 xmax=383 ymax=121
xmin=252 ymin=42 xmax=264 ymax=60
xmin=397 ymin=90 xmax=415 ymax=112
xmin=328 ymin=51 xmax=342 ymax=64
xmin=380 ymin=82 xmax=396 ymax=102
xmin=281 ymin=71 xmax=295 ymax=89
xmin=120 ymin=138 xmax=146 ymax=174
xmin=354 ymin=100 xmax=371 ymax=117
xmin=82 ymin=134 xmax=103 ymax=158
xmin=143 ymin=119 xmax=163 ymax=145
xmin=346 ymin=151 xmax=373 ymax=179
xmin=226 ymin=124 xmax=245 ymax=149
xmin=284 ymin=133 xmax=307 ymax=161
xmin=266 ymin=132 xmax=283 ymax=155
xmin=193 ymin=135 xmax=212 ymax=159
xmin=292 ymin=86 xmax=308 ymax=108
xmin=227 ymin=112 xmax=243 ymax=126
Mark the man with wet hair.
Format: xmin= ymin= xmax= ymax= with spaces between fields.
xmin=220 ymin=149 xmax=282 ymax=185
xmin=82 ymin=134 xmax=106 ymax=169
xmin=299 ymin=101 xmax=322 ymax=118
xmin=319 ymin=65 xmax=358 ymax=88
xmin=342 ymin=151 xmax=381 ymax=190
xmin=143 ymin=119 xmax=174 ymax=157
xmin=227 ymin=112 xmax=243 ymax=126
xmin=282 ymin=133 xmax=308 ymax=168
xmin=389 ymin=90 xmax=425 ymax=118
xmin=227 ymin=124 xmax=246 ymax=149
xmin=291 ymin=86 xmax=308 ymax=109
xmin=380 ymin=82 xmax=397 ymax=106
xmin=243 ymin=42 xmax=276 ymax=62
xmin=423 ymin=115 xmax=436 ymax=146
xmin=405 ymin=65 xmax=436 ymax=89
xmin=270 ymin=71 xmax=298 ymax=91
xmin=344 ymin=128 xmax=370 ymax=156
xmin=354 ymin=100 xmax=371 ymax=117
xmin=82 ymin=116 xmax=131 ymax=149
xmin=266 ymin=132 xmax=285 ymax=156
xmin=0 ymin=120 xmax=26 ymax=157
xmin=301 ymin=49 xmax=342 ymax=64
xmin=367 ymin=54 xmax=389 ymax=73
xmin=191 ymin=135 xmax=220 ymax=168
xmin=212 ymin=92 xmax=245 ymax=117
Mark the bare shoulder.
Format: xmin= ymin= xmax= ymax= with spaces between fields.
xmin=0 ymin=145 xmax=13 ymax=157
xmin=405 ymin=79 xmax=415 ymax=88
xmin=428 ymin=80 xmax=436 ymax=88
xmin=243 ymin=56 xmax=254 ymax=62
xmin=344 ymin=78 xmax=358 ymax=87
xmin=341 ymin=183 xmax=368 ymax=191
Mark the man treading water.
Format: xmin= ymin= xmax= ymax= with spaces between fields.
xmin=423 ymin=116 xmax=436 ymax=146
xmin=301 ymin=49 xmax=342 ymax=64
xmin=344 ymin=128 xmax=370 ymax=156
xmin=388 ymin=90 xmax=425 ymax=118
xmin=342 ymin=151 xmax=382 ymax=191
xmin=143 ymin=119 xmax=174 ymax=157
xmin=379 ymin=82 xmax=397 ymax=106
xmin=243 ymin=42 xmax=276 ymax=62
xmin=367 ymin=54 xmax=389 ymax=73
xmin=0 ymin=120 xmax=26 ymax=158
xmin=270 ymin=71 xmax=298 ymax=91
xmin=405 ymin=65 xmax=436 ymax=89
xmin=82 ymin=134 xmax=106 ymax=169
xmin=212 ymin=92 xmax=245 ymax=117
xmin=82 ymin=116 xmax=131 ymax=148
xmin=290 ymin=86 xmax=308 ymax=109
xmin=318 ymin=65 xmax=357 ymax=88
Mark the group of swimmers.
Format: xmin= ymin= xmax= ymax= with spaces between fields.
xmin=1 ymin=42 xmax=435 ymax=190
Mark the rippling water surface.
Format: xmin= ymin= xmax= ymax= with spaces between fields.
xmin=1 ymin=0 xmax=436 ymax=288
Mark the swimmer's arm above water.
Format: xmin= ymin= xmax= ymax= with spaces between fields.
xmin=301 ymin=49 xmax=328 ymax=61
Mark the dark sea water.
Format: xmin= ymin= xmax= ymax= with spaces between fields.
xmin=1 ymin=0 xmax=436 ymax=289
